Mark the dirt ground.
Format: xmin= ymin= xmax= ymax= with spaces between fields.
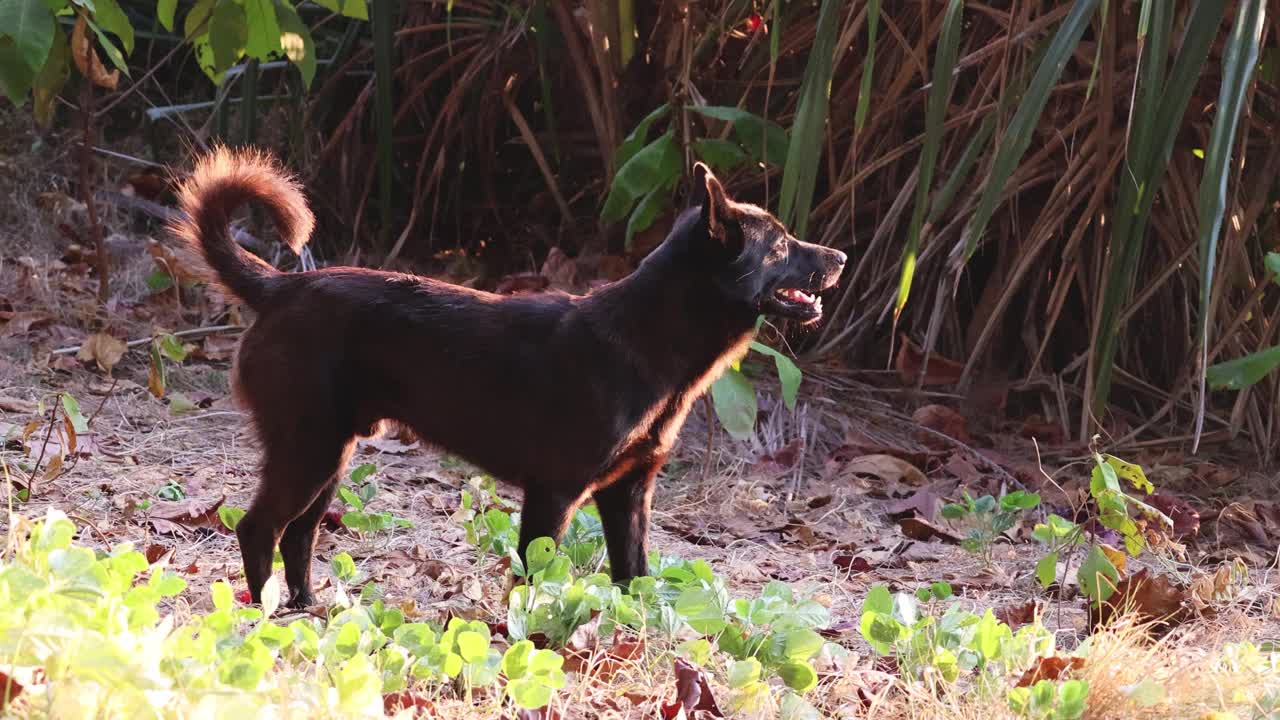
xmin=3 ymin=119 xmax=1280 ymax=717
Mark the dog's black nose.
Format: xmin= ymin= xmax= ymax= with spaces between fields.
xmin=832 ymin=250 xmax=848 ymax=268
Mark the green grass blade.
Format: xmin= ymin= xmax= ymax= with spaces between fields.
xmin=371 ymin=0 xmax=396 ymax=252
xmin=958 ymin=0 xmax=1100 ymax=262
xmin=854 ymin=0 xmax=881 ymax=133
xmin=927 ymin=115 xmax=995 ymax=225
xmin=777 ymin=0 xmax=842 ymax=240
xmin=1193 ymin=0 xmax=1266 ymax=448
xmin=1091 ymin=0 xmax=1225 ymax=414
xmin=895 ymin=0 xmax=964 ymax=320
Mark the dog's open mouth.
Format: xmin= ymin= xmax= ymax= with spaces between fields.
xmin=770 ymin=286 xmax=824 ymax=322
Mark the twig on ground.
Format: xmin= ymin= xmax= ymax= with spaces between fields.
xmin=51 ymin=325 xmax=244 ymax=357
xmin=26 ymin=399 xmax=61 ymax=496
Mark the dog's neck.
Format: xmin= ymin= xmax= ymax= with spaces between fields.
xmin=588 ymin=217 xmax=759 ymax=385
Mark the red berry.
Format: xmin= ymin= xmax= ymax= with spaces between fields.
xmin=746 ymin=12 xmax=763 ymax=32
xmin=236 ymin=590 xmax=252 ymax=604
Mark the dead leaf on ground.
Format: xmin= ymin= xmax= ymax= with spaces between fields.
xmin=563 ymin=628 xmax=645 ymax=680
xmin=913 ymin=404 xmax=970 ymax=446
xmin=1 ymin=311 xmax=52 ymax=337
xmin=0 ymin=396 xmax=36 ymax=414
xmin=1018 ymin=415 xmax=1065 ymax=444
xmin=995 ymin=600 xmax=1040 ymax=628
xmin=196 ymin=335 xmax=239 ymax=361
xmin=145 ymin=495 xmax=226 ymax=536
xmin=1016 ymin=656 xmax=1084 ymax=687
xmin=895 ymin=334 xmax=964 ymax=386
xmin=1148 ymin=493 xmax=1200 ymax=538
xmin=830 ymin=454 xmax=928 ymax=492
xmin=1188 ymin=562 xmax=1242 ymax=609
xmin=944 ymin=453 xmax=984 ymax=484
xmin=897 ymin=516 xmax=962 ymax=544
xmin=358 ymin=435 xmax=420 ymax=455
xmin=77 ymin=332 xmax=128 ymax=373
xmin=1090 ymin=569 xmax=1193 ymax=634
xmin=660 ymin=658 xmax=723 ymax=719
xmin=884 ymin=487 xmax=942 ymax=522
xmin=383 ymin=691 xmax=435 ymax=715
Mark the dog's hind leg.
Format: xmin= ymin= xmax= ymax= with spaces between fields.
xmin=594 ymin=458 xmax=662 ymax=582
xmin=238 ymin=430 xmax=352 ymax=607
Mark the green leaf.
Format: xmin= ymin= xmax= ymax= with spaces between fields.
xmin=710 ymin=366 xmax=757 ymax=440
xmin=61 ymin=393 xmax=88 ymax=433
xmin=778 ymin=661 xmax=818 ymax=693
xmin=1036 ymin=552 xmax=1058 ymax=588
xmin=524 ymin=536 xmax=556 ymax=577
xmin=749 ymin=341 xmax=801 ymax=411
xmin=350 ymin=463 xmax=377 ymax=484
xmin=1194 ymin=0 xmax=1266 ymax=433
xmin=625 ymin=184 xmax=671 ymax=250
xmin=1056 ymin=679 xmax=1090 ymax=719
xmin=218 ymin=505 xmax=245 ymax=530
xmin=674 ymin=586 xmax=728 ymax=635
xmin=960 ymin=0 xmax=1101 ymax=262
xmin=0 ymin=0 xmax=56 ymax=73
xmin=29 ymin=24 xmax=67 ymax=125
xmin=601 ymin=130 xmax=680 ymax=224
xmin=1103 ymin=454 xmax=1152 ymax=494
xmin=274 ymin=0 xmax=314 ymax=88
xmin=456 ymin=630 xmax=488 ymax=663
xmin=929 ymin=581 xmax=953 ymax=600
xmin=331 ymin=551 xmax=357 ymax=582
xmin=0 ymin=42 xmax=37 ymax=106
xmin=156 ymin=333 xmax=187 ymax=362
xmin=1078 ymin=545 xmax=1119 ymax=604
xmin=185 ymin=0 xmax=215 ymax=38
xmin=242 ymin=0 xmax=280 ymax=58
xmin=145 ymin=270 xmax=174 ymax=292
xmin=313 ymin=0 xmax=367 ymax=20
xmin=940 ymin=503 xmax=966 ymax=520
xmin=854 ymin=0 xmax=881 ymax=133
xmin=1000 ymin=490 xmax=1042 ymax=511
xmin=211 ymin=579 xmax=233 ymax=610
xmin=780 ymin=692 xmax=821 ymax=720
xmin=502 ymin=640 xmax=533 ymax=680
xmin=778 ymin=0 xmax=839 ymax=235
xmin=1032 ymin=514 xmax=1079 ymax=544
xmin=692 ymin=138 xmax=748 ymax=172
xmin=689 ymin=105 xmax=789 ymax=167
xmin=782 ymin=628 xmax=824 ymax=662
xmin=92 ymin=0 xmax=134 ymax=55
xmin=1207 ymin=344 xmax=1280 ymax=390
xmin=727 ymin=658 xmax=761 ymax=689
xmin=83 ymin=15 xmax=129 ymax=74
xmin=614 ymin=104 xmax=669 ymax=170
xmin=157 ymin=0 xmax=177 ymax=31
xmin=1266 ymin=252 xmax=1280 ymax=279
xmin=897 ymin=0 xmax=963 ymax=318
xmin=208 ymin=0 xmax=247 ymax=73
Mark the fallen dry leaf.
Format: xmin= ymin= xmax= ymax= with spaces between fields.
xmin=383 ymin=691 xmax=435 ymax=715
xmin=1090 ymin=569 xmax=1193 ymax=634
xmin=832 ymin=454 xmax=928 ymax=490
xmin=1016 ymin=656 xmax=1084 ymax=687
xmin=884 ymin=488 xmax=942 ymax=522
xmin=0 ymin=396 xmax=36 ymax=414
xmin=944 ymin=453 xmax=984 ymax=484
xmin=1148 ymin=493 xmax=1200 ymax=538
xmin=895 ymin=334 xmax=964 ymax=386
xmin=660 ymin=658 xmax=723 ymax=719
xmin=145 ymin=495 xmax=226 ymax=536
xmin=913 ymin=405 xmax=970 ymax=445
xmin=1018 ymin=415 xmax=1066 ymax=444
xmin=1 ymin=311 xmax=52 ymax=337
xmin=995 ymin=600 xmax=1040 ymax=628
xmin=77 ymin=332 xmax=128 ymax=373
xmin=898 ymin=516 xmax=962 ymax=544
xmin=71 ymin=14 xmax=119 ymax=89
xmin=1099 ymin=543 xmax=1127 ymax=576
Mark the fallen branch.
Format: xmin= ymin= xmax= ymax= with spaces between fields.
xmin=94 ymin=189 xmax=268 ymax=254
xmin=51 ymin=325 xmax=244 ymax=357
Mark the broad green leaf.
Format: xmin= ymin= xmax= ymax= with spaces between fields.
xmin=242 ymin=0 xmax=281 ymax=58
xmin=62 ymin=392 xmax=89 ymax=433
xmin=84 ymin=15 xmax=129 ymax=74
xmin=274 ymin=0 xmax=314 ymax=88
xmin=0 ymin=0 xmax=56 ymax=73
xmin=692 ymin=138 xmax=748 ymax=172
xmin=1103 ymin=454 xmax=1152 ymax=493
xmin=524 ymin=536 xmax=556 ymax=577
xmin=625 ymin=184 xmax=671 ymax=249
xmin=92 ymin=0 xmax=134 ymax=54
xmin=313 ymin=0 xmax=367 ymax=20
xmin=331 ymin=551 xmax=357 ymax=582
xmin=749 ymin=341 xmax=801 ymax=411
xmin=777 ymin=0 xmax=841 ymax=239
xmin=0 ymin=42 xmax=38 ymax=105
xmin=727 ymin=658 xmax=761 ymax=689
xmin=710 ymin=366 xmax=757 ymax=440
xmin=350 ymin=463 xmax=377 ymax=484
xmin=208 ymin=0 xmax=247 ymax=73
xmin=218 ymin=505 xmax=245 ymax=530
xmin=601 ymin=130 xmax=680 ymax=224
xmin=780 ymin=692 xmax=821 ymax=720
xmin=1207 ymin=344 xmax=1280 ymax=390
xmin=782 ymin=628 xmax=825 ymax=662
xmin=689 ymin=105 xmax=789 ymax=167
xmin=185 ymin=0 xmax=215 ymax=39
xmin=211 ymin=579 xmax=233 ymax=610
xmin=157 ymin=333 xmax=187 ymax=362
xmin=614 ymin=104 xmax=669 ymax=170
xmin=1078 ymin=545 xmax=1119 ymax=604
xmin=30 ymin=22 xmax=68 ymax=125
xmin=1036 ymin=552 xmax=1058 ymax=588
xmin=674 ymin=586 xmax=728 ymax=634
xmin=502 ymin=641 xmax=533 ymax=679
xmin=1266 ymin=252 xmax=1280 ymax=279
xmin=507 ymin=677 xmax=552 ymax=709
xmin=929 ymin=581 xmax=953 ymax=600
xmin=1057 ymin=679 xmax=1090 ymax=719
xmin=455 ymin=630 xmax=487 ymax=662
xmin=778 ymin=661 xmax=818 ymax=693
xmin=1194 ymin=0 xmax=1265 ymax=445
xmin=1000 ymin=490 xmax=1042 ymax=511
xmin=157 ymin=0 xmax=177 ymax=31
xmin=897 ymin=0 xmax=963 ymax=318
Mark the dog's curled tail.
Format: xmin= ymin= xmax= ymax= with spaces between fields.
xmin=171 ymin=145 xmax=315 ymax=309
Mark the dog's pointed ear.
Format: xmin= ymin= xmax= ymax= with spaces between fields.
xmin=693 ymin=162 xmax=730 ymax=239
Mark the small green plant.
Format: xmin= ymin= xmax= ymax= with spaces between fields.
xmin=942 ymin=489 xmax=1041 ymax=566
xmin=456 ymin=475 xmax=521 ymax=558
xmin=337 ymin=463 xmax=413 ymax=535
xmin=1007 ymin=679 xmax=1090 ymax=720
xmin=1030 ymin=448 xmax=1169 ymax=606
xmin=157 ymin=479 xmax=185 ymax=501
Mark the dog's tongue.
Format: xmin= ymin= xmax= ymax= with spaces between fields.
xmin=782 ymin=288 xmax=815 ymax=304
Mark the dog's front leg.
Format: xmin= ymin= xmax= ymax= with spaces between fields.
xmin=593 ymin=457 xmax=663 ymax=582
xmin=516 ymin=488 xmax=580 ymax=574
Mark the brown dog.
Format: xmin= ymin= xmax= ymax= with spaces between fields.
xmin=173 ymin=147 xmax=846 ymax=607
